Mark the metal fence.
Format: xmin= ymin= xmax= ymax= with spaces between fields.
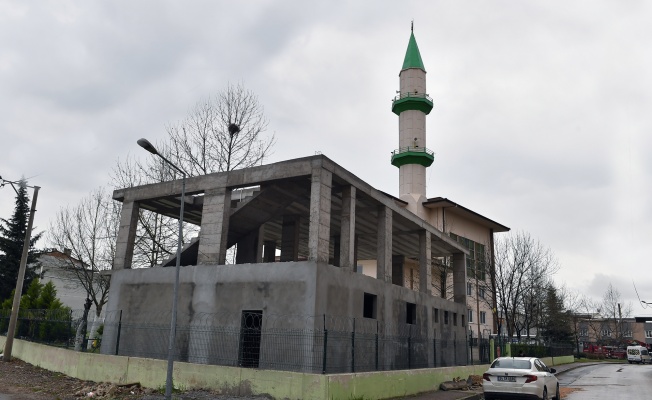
xmin=1 ymin=310 xmax=575 ymax=373
xmin=0 ymin=309 xmax=112 ymax=351
xmin=3 ymin=310 xmax=472 ymax=373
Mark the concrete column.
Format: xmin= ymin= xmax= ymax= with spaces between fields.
xmin=452 ymin=252 xmax=467 ymax=305
xmin=339 ymin=186 xmax=356 ymax=270
xmin=419 ymin=230 xmax=432 ymax=294
xmin=281 ymin=215 xmax=300 ymax=262
xmin=308 ymin=167 xmax=332 ymax=263
xmin=263 ymin=240 xmax=276 ymax=262
xmin=376 ymin=205 xmax=392 ymax=283
xmin=198 ymin=187 xmax=231 ymax=265
xmin=113 ymin=200 xmax=139 ymax=270
xmin=235 ymin=229 xmax=258 ymax=264
xmin=255 ymin=225 xmax=265 ymax=263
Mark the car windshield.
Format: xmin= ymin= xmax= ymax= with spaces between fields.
xmin=491 ymin=359 xmax=531 ymax=369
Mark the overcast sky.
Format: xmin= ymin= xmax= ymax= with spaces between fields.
xmin=1 ymin=1 xmax=651 ymax=316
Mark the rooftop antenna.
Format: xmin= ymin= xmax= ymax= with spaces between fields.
xmin=411 ymin=20 xmax=414 ymax=32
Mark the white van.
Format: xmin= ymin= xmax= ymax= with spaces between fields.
xmin=627 ymin=345 xmax=651 ymax=364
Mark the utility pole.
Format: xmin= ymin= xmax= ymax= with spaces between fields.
xmin=3 ymin=184 xmax=40 ymax=362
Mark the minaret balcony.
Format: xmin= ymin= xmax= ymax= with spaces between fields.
xmin=391 ymin=146 xmax=434 ymax=168
xmin=392 ymin=92 xmax=434 ymax=115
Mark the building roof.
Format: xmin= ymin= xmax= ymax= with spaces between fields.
xmin=401 ymin=31 xmax=426 ymax=72
xmin=423 ymin=197 xmax=510 ymax=232
xmin=113 ymin=155 xmax=470 ymax=264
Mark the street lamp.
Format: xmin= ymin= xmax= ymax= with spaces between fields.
xmin=1 ymin=177 xmax=40 ymax=362
xmin=137 ymin=139 xmax=186 ymax=400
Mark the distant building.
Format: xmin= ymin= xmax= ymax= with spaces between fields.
xmin=36 ymin=249 xmax=95 ymax=313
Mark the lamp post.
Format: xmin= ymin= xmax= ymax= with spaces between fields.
xmin=137 ymin=139 xmax=186 ymax=400
xmin=1 ymin=178 xmax=40 ymax=362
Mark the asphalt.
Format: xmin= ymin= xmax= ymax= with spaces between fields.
xmin=402 ymin=362 xmax=590 ymax=400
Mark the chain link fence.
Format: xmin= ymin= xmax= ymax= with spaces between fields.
xmin=3 ymin=309 xmax=472 ymax=373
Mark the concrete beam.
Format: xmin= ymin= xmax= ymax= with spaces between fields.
xmin=376 ymin=206 xmax=392 ymax=283
xmin=452 ymin=252 xmax=467 ymax=305
xmin=197 ymin=187 xmax=231 ymax=265
xmin=308 ymin=166 xmax=332 ymax=263
xmin=113 ymin=200 xmax=139 ymax=270
xmin=339 ymin=186 xmax=356 ymax=271
xmin=281 ymin=215 xmax=301 ymax=262
xmin=419 ymin=230 xmax=431 ymax=294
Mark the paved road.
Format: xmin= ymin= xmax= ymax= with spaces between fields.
xmin=561 ymin=363 xmax=652 ymax=399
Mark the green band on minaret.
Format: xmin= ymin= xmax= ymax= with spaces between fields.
xmin=401 ymin=32 xmax=426 ymax=72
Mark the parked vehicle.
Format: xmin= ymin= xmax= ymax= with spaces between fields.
xmin=627 ymin=345 xmax=651 ymax=364
xmin=483 ymin=357 xmax=559 ymax=400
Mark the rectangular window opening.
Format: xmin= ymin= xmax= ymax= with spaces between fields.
xmin=363 ymin=292 xmax=377 ymax=319
xmin=480 ymin=311 xmax=486 ymax=324
xmin=433 ymin=308 xmax=439 ymax=323
xmin=453 ymin=313 xmax=458 ymax=326
xmin=406 ymin=302 xmax=417 ymax=325
xmin=444 ymin=311 xmax=449 ymax=325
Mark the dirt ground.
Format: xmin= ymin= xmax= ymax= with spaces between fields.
xmin=0 ymin=357 xmax=266 ymax=400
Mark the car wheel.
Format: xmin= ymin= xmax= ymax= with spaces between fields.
xmin=542 ymin=387 xmax=548 ymax=400
xmin=555 ymin=384 xmax=560 ymax=400
xmin=629 ymin=360 xmax=632 ymax=364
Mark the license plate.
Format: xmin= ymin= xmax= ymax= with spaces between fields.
xmin=497 ymin=376 xmax=516 ymax=382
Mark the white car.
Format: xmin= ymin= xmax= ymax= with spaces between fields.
xmin=482 ymin=357 xmax=560 ymax=400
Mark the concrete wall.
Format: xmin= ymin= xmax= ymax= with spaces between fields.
xmin=102 ymin=261 xmax=468 ymax=372
xmin=1 ymin=336 xmax=576 ymax=399
xmin=0 ymin=335 xmax=472 ymax=399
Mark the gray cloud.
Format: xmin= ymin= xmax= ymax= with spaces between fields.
xmin=1 ymin=0 xmax=651 ymax=315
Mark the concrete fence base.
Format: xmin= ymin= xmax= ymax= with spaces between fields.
xmin=0 ymin=336 xmax=573 ymax=399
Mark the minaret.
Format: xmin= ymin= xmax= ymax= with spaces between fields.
xmin=391 ymin=24 xmax=434 ymax=217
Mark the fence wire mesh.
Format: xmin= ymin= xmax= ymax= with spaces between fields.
xmin=2 ymin=309 xmax=482 ymax=373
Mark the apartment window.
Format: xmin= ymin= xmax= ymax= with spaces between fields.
xmin=363 ymin=293 xmax=377 ymax=319
xmin=462 ymin=315 xmax=465 ymax=327
xmin=449 ymin=233 xmax=486 ymax=280
xmin=467 ymin=282 xmax=473 ymax=296
xmin=444 ymin=311 xmax=449 ymax=325
xmin=433 ymin=308 xmax=439 ymax=323
xmin=646 ymin=330 xmax=652 ymax=338
xmin=468 ymin=309 xmax=474 ymax=323
xmin=579 ymin=329 xmax=589 ymax=337
xmin=480 ymin=311 xmax=486 ymax=324
xmin=453 ymin=313 xmax=458 ymax=326
xmin=479 ymin=287 xmax=485 ymax=299
xmin=623 ymin=330 xmax=633 ymax=338
xmin=406 ymin=302 xmax=416 ymax=325
xmin=601 ymin=329 xmax=612 ymax=337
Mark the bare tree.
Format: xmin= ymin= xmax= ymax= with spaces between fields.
xmin=47 ymin=187 xmax=118 ymax=346
xmin=111 ymin=154 xmax=193 ymax=268
xmin=599 ymin=283 xmax=633 ymax=345
xmin=110 ymin=82 xmax=273 ymax=268
xmin=491 ymin=231 xmax=559 ymax=339
xmin=167 ymin=82 xmax=274 ymax=175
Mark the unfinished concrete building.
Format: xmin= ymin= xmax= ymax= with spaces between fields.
xmin=102 ymin=155 xmax=471 ymax=371
xmin=101 ymin=27 xmax=507 ymax=372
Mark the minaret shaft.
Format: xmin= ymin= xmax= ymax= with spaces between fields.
xmin=391 ymin=29 xmax=433 ymax=217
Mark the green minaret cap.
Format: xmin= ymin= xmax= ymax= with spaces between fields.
xmin=401 ymin=30 xmax=426 ymax=72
